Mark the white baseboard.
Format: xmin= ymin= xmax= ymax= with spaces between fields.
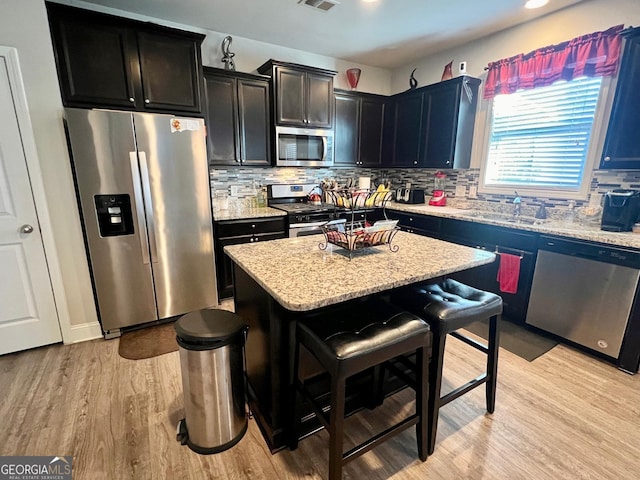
xmin=66 ymin=321 xmax=103 ymax=344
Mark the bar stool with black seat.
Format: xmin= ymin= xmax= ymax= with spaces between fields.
xmin=390 ymin=278 xmax=503 ymax=455
xmin=289 ymin=298 xmax=432 ymax=480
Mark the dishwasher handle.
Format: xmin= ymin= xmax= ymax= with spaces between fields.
xmin=539 ymin=235 xmax=640 ymax=269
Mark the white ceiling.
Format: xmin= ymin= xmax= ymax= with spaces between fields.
xmin=79 ymin=0 xmax=585 ymax=68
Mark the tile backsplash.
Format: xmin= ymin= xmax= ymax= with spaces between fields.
xmin=210 ymin=166 xmax=640 ymax=211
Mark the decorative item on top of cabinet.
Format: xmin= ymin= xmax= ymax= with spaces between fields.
xmin=334 ymin=90 xmax=386 ymax=167
xmin=600 ymin=27 xmax=640 ymax=169
xmin=258 ymin=59 xmax=336 ymax=129
xmin=203 ymin=68 xmax=271 ymax=166
xmin=346 ymin=68 xmax=361 ymax=90
xmin=383 ymin=76 xmax=481 ymax=168
xmin=46 ymin=2 xmax=204 ymax=115
xmin=409 ymin=68 xmax=418 ymax=90
xmin=221 ymin=36 xmax=236 ymax=71
xmin=441 ymin=60 xmax=454 ymax=81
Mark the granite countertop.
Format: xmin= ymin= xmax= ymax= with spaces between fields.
xmin=386 ymin=202 xmax=640 ymax=250
xmin=224 ymin=231 xmax=495 ymax=311
xmin=213 ymin=205 xmax=286 ymax=222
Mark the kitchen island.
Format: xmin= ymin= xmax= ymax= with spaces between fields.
xmin=224 ymin=232 xmax=495 ymax=451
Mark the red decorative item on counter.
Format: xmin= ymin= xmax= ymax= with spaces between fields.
xmin=346 ymin=68 xmax=361 ymax=90
xmin=429 ymin=171 xmax=447 ymax=206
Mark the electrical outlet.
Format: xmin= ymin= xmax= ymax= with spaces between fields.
xmin=455 ymin=185 xmax=466 ymax=197
xmin=229 ymin=185 xmax=240 ymax=197
xmin=469 ymin=186 xmax=478 ymax=198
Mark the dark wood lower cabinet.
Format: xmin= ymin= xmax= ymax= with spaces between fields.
xmin=388 ymin=211 xmax=537 ymax=324
xmin=214 ymin=217 xmax=286 ymax=298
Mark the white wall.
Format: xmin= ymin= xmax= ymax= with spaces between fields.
xmin=391 ymin=0 xmax=640 ymax=93
xmin=0 ymin=0 xmax=99 ymax=329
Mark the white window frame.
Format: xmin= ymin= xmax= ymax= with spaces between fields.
xmin=476 ymin=74 xmax=617 ymax=201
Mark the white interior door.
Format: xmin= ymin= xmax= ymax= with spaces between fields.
xmin=0 ymin=53 xmax=62 ymax=355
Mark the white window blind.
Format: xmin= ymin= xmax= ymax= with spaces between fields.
xmin=484 ymin=76 xmax=603 ymax=190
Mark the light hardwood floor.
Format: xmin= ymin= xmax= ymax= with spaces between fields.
xmin=1 ymin=316 xmax=639 ymax=480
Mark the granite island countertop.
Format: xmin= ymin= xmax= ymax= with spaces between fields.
xmin=385 ymin=202 xmax=640 ymax=250
xmin=224 ymin=231 xmax=495 ymax=311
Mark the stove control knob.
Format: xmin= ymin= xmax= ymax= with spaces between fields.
xmin=305 ymin=215 xmax=310 ymax=222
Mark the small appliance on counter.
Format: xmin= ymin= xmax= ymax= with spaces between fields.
xmin=395 ymin=187 xmax=426 ymax=204
xmin=428 ymin=171 xmax=447 ymax=206
xmin=601 ymin=189 xmax=640 ymax=232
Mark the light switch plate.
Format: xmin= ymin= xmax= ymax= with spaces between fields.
xmin=469 ymin=186 xmax=478 ymax=198
xmin=229 ymin=185 xmax=240 ymax=196
xmin=455 ymin=185 xmax=466 ymax=197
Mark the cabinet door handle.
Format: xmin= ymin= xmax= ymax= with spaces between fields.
xmin=603 ymin=156 xmax=611 ymax=162
xmin=129 ymin=97 xmax=135 ymax=103
xmin=145 ymin=99 xmax=150 ymax=104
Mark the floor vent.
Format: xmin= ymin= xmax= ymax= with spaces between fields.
xmin=298 ymin=0 xmax=340 ymax=12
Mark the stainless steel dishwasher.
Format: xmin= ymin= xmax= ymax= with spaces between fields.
xmin=526 ymin=235 xmax=640 ymax=362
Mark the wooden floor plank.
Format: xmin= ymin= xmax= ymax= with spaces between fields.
xmin=1 ymin=327 xmax=639 ymax=480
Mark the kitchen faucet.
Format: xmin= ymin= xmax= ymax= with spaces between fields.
xmin=513 ymin=191 xmax=522 ymax=216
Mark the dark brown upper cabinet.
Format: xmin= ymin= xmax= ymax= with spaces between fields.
xmin=46 ymin=2 xmax=204 ymax=115
xmin=384 ymin=76 xmax=480 ymax=168
xmin=258 ymin=60 xmax=336 ymax=129
xmin=600 ymin=27 xmax=640 ymax=169
xmin=334 ymin=90 xmax=385 ymax=167
xmin=204 ymin=68 xmax=271 ymax=166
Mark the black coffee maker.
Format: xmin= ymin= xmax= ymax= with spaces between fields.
xmin=601 ymin=189 xmax=640 ymax=231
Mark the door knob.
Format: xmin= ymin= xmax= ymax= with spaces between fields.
xmin=20 ymin=224 xmax=34 ymax=234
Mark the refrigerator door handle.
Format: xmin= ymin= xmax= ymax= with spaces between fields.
xmin=129 ymin=152 xmax=151 ymax=265
xmin=138 ymin=151 xmax=159 ymax=263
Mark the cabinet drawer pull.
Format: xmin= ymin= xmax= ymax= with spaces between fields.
xmin=251 ymin=224 xmax=256 ymax=228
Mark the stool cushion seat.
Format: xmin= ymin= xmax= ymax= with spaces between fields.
xmin=298 ymin=298 xmax=430 ymax=379
xmin=392 ymin=279 xmax=503 ymax=333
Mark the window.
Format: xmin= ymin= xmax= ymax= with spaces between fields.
xmin=480 ymin=76 xmax=607 ymax=198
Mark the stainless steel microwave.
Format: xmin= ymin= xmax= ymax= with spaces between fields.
xmin=275 ymin=126 xmax=334 ymax=167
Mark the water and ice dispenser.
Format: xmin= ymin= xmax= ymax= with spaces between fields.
xmin=94 ymin=194 xmax=134 ymax=237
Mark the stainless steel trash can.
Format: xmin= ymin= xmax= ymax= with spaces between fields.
xmin=175 ymin=309 xmax=248 ymax=454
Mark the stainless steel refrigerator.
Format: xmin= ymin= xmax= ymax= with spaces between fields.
xmin=65 ymin=108 xmax=217 ymax=337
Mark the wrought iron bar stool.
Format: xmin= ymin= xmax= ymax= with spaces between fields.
xmin=390 ymin=278 xmax=503 ymax=454
xmin=289 ymin=297 xmax=432 ymax=480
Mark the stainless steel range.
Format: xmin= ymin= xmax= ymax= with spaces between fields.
xmin=267 ymin=184 xmax=342 ymax=237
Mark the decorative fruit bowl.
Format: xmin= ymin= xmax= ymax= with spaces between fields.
xmin=324 ymin=188 xmax=392 ymax=209
xmin=319 ymin=219 xmax=399 ymax=259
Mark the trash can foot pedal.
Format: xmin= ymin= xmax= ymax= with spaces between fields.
xmin=176 ymin=419 xmax=188 ymax=445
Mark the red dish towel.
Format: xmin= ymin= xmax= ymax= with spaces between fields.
xmin=496 ymin=253 xmax=521 ymax=294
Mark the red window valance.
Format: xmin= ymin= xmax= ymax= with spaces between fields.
xmin=483 ymin=25 xmax=624 ymax=100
